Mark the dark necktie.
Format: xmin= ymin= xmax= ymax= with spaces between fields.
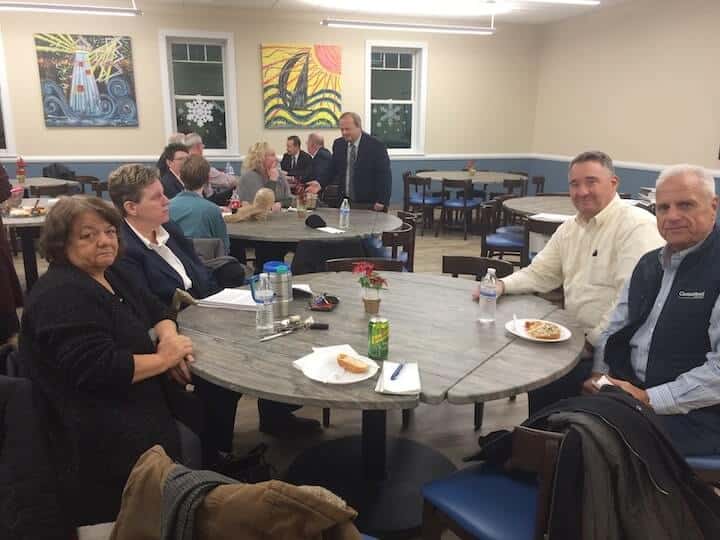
xmin=347 ymin=143 xmax=356 ymax=198
xmin=292 ymin=156 xmax=296 ymax=170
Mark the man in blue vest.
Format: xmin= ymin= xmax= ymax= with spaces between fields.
xmin=589 ymin=164 xmax=720 ymax=456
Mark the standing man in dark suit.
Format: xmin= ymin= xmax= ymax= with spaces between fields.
xmin=326 ymin=111 xmax=392 ymax=211
xmin=160 ymin=142 xmax=189 ymax=199
xmin=304 ymin=132 xmax=331 ymax=194
xmin=280 ymin=135 xmax=312 ymax=181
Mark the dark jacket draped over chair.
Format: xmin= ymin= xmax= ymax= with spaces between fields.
xmin=19 ymin=264 xmax=182 ymax=526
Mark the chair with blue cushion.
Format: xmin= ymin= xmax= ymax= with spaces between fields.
xmin=404 ymin=173 xmax=442 ymax=236
xmin=520 ymin=218 xmax=563 ymax=268
xmin=422 ymin=426 xmax=564 ymax=540
xmin=382 ymin=221 xmax=415 ymax=272
xmin=687 ymin=456 xmax=720 ymax=484
xmin=479 ymin=201 xmax=525 ymax=261
xmin=436 ymin=179 xmax=483 ymax=240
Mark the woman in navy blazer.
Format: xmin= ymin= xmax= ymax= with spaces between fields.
xmin=108 ymin=164 xmax=320 ymax=439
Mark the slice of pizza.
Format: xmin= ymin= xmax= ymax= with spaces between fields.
xmin=524 ymin=320 xmax=562 ymax=340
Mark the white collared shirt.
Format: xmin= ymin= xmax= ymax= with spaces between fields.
xmin=502 ymin=195 xmax=665 ymax=344
xmin=125 ymin=219 xmax=193 ymax=290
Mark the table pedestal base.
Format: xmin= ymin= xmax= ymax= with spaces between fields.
xmin=285 ymin=435 xmax=456 ymax=538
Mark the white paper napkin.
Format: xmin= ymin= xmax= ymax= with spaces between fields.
xmin=317 ymin=226 xmax=345 ymax=234
xmin=375 ymin=361 xmax=421 ymax=395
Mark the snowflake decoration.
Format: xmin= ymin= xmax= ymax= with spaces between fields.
xmin=378 ymin=104 xmax=402 ymax=128
xmin=185 ymin=96 xmax=214 ymax=127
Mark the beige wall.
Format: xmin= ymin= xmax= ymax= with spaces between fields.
xmin=0 ymin=4 xmax=540 ymax=157
xmin=531 ymin=0 xmax=720 ymax=169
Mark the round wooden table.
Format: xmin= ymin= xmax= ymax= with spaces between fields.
xmin=177 ymin=272 xmax=583 ymax=535
xmin=225 ymin=208 xmax=402 ymax=242
xmin=503 ymin=195 xmax=576 ymax=217
xmin=417 ymin=170 xmax=527 ymax=185
xmin=10 ymin=177 xmax=71 ymax=189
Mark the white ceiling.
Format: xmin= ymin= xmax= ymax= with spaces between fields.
xmin=150 ymin=0 xmax=632 ymax=25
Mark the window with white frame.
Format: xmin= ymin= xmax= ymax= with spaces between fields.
xmin=161 ymin=32 xmax=237 ymax=153
xmin=366 ymin=42 xmax=426 ymax=153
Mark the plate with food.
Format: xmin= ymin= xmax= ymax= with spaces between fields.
xmin=293 ymin=345 xmax=379 ymax=384
xmin=505 ymin=318 xmax=571 ymax=343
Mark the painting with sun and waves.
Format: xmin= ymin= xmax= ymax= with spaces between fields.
xmin=261 ymin=44 xmax=341 ymax=128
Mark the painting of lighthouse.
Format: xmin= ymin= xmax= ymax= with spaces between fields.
xmin=34 ymin=33 xmax=138 ymax=127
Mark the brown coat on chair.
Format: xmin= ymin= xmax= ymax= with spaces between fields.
xmin=110 ymin=446 xmax=362 ymax=540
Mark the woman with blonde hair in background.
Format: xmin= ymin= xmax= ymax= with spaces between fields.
xmin=237 ymin=142 xmax=291 ymax=209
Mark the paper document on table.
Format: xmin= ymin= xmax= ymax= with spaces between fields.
xmin=196 ymin=288 xmax=257 ymax=310
xmin=375 ymin=361 xmax=421 ymax=395
xmin=317 ymin=226 xmax=345 ymax=234
xmin=531 ymin=213 xmax=574 ymax=223
xmin=292 ymin=284 xmax=314 ymax=296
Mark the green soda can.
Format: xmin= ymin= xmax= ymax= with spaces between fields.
xmin=368 ymin=317 xmax=389 ymax=360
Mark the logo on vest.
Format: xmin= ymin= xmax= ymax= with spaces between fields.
xmin=678 ymin=290 xmax=705 ymax=300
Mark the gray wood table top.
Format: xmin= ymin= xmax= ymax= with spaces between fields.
xmin=10 ymin=177 xmax=72 ymax=188
xmin=225 ymin=208 xmax=402 ymax=243
xmin=418 ymin=170 xmax=528 ymax=185
xmin=178 ymin=272 xmax=582 ymax=411
xmin=447 ymin=308 xmax=585 ymax=404
xmin=503 ymin=196 xmax=577 ymax=217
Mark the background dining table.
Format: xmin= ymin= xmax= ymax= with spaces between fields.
xmin=417 ymin=170 xmax=528 ymax=184
xmin=3 ymin=199 xmax=48 ymax=290
xmin=503 ymin=195 xmax=576 ymax=217
xmin=177 ymin=271 xmax=583 ymax=536
xmin=225 ymin=207 xmax=402 ymax=243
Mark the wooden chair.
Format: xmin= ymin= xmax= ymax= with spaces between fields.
xmin=382 ymin=222 xmax=415 ymax=272
xmin=321 ymin=184 xmax=342 ymax=208
xmin=479 ymin=200 xmax=524 ymax=261
xmin=442 ymin=256 xmax=513 ymax=281
xmin=521 ymin=218 xmax=564 ymax=268
xmin=404 ymin=174 xmax=441 ymax=235
xmin=422 ymin=426 xmax=565 ymax=540
xmin=442 ymin=256 xmax=514 ymax=429
xmin=29 ymin=184 xmax=71 ymax=198
xmin=74 ymin=175 xmax=101 ymax=195
xmin=531 ymin=176 xmax=545 ymax=194
xmin=323 ymin=258 xmax=409 ymax=429
xmin=490 ymin=177 xmax=528 ymax=199
xmin=324 ymin=257 xmax=404 ymax=273
xmin=90 ymin=181 xmax=109 ymax=198
xmin=436 ymin=179 xmax=482 ymax=240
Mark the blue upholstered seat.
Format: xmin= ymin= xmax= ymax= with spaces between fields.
xmin=409 ymin=193 xmax=442 ymax=206
xmin=485 ymin=232 xmax=524 ymax=250
xmin=444 ymin=198 xmax=482 ymax=209
xmin=686 ymin=455 xmax=720 ymax=470
xmin=360 ymin=535 xmax=378 ymax=540
xmin=423 ymin=463 xmax=538 ymax=540
xmin=496 ymin=224 xmax=524 ymax=235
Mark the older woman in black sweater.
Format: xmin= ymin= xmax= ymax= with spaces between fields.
xmin=19 ymin=196 xmax=198 ymax=527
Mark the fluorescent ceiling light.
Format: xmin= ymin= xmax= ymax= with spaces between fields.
xmin=321 ymin=19 xmax=495 ymax=35
xmin=306 ymin=0 xmax=512 ymax=18
xmin=520 ymin=0 xmax=600 ymax=5
xmin=0 ymin=0 xmax=141 ymax=16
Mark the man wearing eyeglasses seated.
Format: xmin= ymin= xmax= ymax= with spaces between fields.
xmin=160 ymin=142 xmax=190 ymax=200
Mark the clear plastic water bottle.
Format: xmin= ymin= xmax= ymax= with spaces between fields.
xmin=254 ymin=273 xmax=275 ymax=335
xmin=477 ymin=268 xmax=497 ymax=324
xmin=225 ymin=162 xmax=235 ymax=176
xmin=339 ymin=198 xmax=350 ymax=229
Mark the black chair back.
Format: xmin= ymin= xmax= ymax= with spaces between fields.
xmin=442 ymin=256 xmax=513 ymax=281
xmin=325 ymin=257 xmax=404 ymax=273
xmin=521 ymin=218 xmax=564 ymax=267
xmin=29 ymin=184 xmax=72 ymax=198
xmin=531 ymin=176 xmax=546 ymax=194
xmin=382 ymin=222 xmax=415 ymax=272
